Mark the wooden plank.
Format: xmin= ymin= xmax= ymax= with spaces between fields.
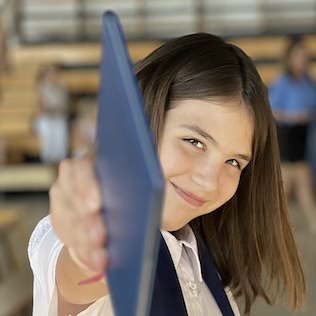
xmin=230 ymin=36 xmax=289 ymax=60
xmin=127 ymin=40 xmax=163 ymax=62
xmin=6 ymin=134 xmax=40 ymax=155
xmin=256 ymin=63 xmax=282 ymax=85
xmin=305 ymin=35 xmax=316 ymax=56
xmin=0 ymin=97 xmax=37 ymax=109
xmin=0 ymin=266 xmax=33 ymax=316
xmin=8 ymin=41 xmax=163 ymax=66
xmin=256 ymin=62 xmax=316 ymax=86
xmin=59 ymin=69 xmax=99 ymax=94
xmin=0 ymin=210 xmax=33 ymax=316
xmin=0 ymin=164 xmax=57 ymax=191
xmin=9 ymin=43 xmax=101 ymax=66
xmin=231 ymin=35 xmax=316 ymax=62
xmin=0 ymin=112 xmax=34 ymax=136
xmin=0 ymin=236 xmax=11 ymax=281
xmin=0 ymin=107 xmax=36 ymax=115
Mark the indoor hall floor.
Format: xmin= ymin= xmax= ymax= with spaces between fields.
xmin=0 ymin=192 xmax=315 ymax=316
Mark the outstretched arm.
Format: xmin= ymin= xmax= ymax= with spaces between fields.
xmin=49 ymin=154 xmax=108 ymax=311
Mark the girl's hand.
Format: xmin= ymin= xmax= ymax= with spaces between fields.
xmin=50 ymin=155 xmax=107 ymax=276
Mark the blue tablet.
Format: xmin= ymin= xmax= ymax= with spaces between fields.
xmin=95 ymin=11 xmax=165 ymax=316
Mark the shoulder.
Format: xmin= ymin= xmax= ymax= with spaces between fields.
xmin=28 ymin=215 xmax=64 ymax=271
xmin=28 ymin=215 xmax=64 ymax=315
xmin=28 ymin=215 xmax=53 ymax=258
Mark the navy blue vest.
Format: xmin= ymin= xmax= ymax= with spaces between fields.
xmin=149 ymin=234 xmax=235 ymax=316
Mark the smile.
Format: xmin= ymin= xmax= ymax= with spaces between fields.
xmin=172 ymin=183 xmax=206 ymax=207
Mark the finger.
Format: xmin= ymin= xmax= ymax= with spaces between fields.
xmin=50 ymin=183 xmax=107 ymax=265
xmin=54 ymin=158 xmax=102 ymax=223
xmin=50 ymin=198 xmax=106 ymax=254
xmin=50 ymin=156 xmax=107 ymax=271
xmin=57 ymin=158 xmax=99 ymax=212
xmin=50 ymin=183 xmax=88 ymax=248
xmin=85 ymin=212 xmax=107 ymax=247
xmin=70 ymin=157 xmax=102 ymax=214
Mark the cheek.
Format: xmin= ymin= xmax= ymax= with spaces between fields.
xmin=159 ymin=144 xmax=190 ymax=178
xmin=219 ymin=172 xmax=241 ymax=201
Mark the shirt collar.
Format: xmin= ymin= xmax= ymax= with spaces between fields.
xmin=161 ymin=225 xmax=203 ymax=282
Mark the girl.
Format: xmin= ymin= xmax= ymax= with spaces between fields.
xmin=28 ymin=33 xmax=305 ymax=316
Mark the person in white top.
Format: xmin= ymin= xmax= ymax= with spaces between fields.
xmin=29 ymin=33 xmax=306 ymax=316
xmin=34 ymin=64 xmax=70 ymax=164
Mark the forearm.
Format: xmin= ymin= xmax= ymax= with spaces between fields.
xmin=56 ymin=246 xmax=109 ymax=305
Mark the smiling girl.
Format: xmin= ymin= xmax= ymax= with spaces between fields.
xmin=28 ymin=33 xmax=305 ymax=316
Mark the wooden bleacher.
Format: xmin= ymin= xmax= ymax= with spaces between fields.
xmin=0 ymin=40 xmax=164 ymax=191
xmin=1 ymin=35 xmax=316 ymax=191
xmin=1 ymin=41 xmax=163 ymax=162
xmin=229 ymin=35 xmax=316 ymax=85
xmin=0 ymin=209 xmax=33 ymax=316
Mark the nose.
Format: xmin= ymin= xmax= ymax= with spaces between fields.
xmin=190 ymin=156 xmax=221 ymax=192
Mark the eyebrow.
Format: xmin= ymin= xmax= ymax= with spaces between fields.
xmin=181 ymin=124 xmax=219 ymax=146
xmin=180 ymin=123 xmax=252 ymax=162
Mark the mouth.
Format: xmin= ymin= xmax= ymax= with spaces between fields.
xmin=171 ymin=183 xmax=206 ymax=207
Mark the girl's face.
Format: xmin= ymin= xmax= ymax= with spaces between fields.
xmin=159 ymin=99 xmax=253 ymax=231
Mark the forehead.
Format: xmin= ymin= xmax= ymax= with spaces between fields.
xmin=163 ymin=99 xmax=254 ymax=151
xmin=167 ymin=99 xmax=253 ymax=125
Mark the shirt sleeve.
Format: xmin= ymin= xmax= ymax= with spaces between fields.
xmin=28 ymin=215 xmax=64 ymax=316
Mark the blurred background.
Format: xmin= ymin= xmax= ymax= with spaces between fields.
xmin=0 ymin=0 xmax=316 ymax=315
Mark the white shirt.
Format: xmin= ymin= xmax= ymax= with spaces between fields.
xmin=28 ymin=216 xmax=240 ymax=316
xmin=161 ymin=226 xmax=240 ymax=316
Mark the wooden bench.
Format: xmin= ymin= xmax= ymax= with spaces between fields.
xmin=2 ymin=37 xmax=316 ymax=165
xmin=9 ymin=40 xmax=163 ymax=66
xmin=59 ymin=69 xmax=100 ymax=94
xmin=1 ymin=41 xmax=164 ymax=163
xmin=230 ymin=35 xmax=289 ymax=60
xmin=256 ymin=62 xmax=316 ymax=86
xmin=230 ymin=34 xmax=316 ymax=61
xmin=256 ymin=63 xmax=282 ymax=85
xmin=0 ymin=209 xmax=33 ymax=316
xmin=0 ymin=267 xmax=33 ymax=316
xmin=0 ymin=164 xmax=57 ymax=191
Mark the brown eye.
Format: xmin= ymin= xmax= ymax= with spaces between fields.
xmin=226 ymin=159 xmax=240 ymax=168
xmin=187 ymin=139 xmax=204 ymax=149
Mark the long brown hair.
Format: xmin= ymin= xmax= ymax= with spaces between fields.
xmin=134 ymin=33 xmax=305 ymax=315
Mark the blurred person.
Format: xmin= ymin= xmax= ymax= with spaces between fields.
xmin=71 ymin=98 xmax=97 ymax=157
xmin=34 ymin=64 xmax=70 ymax=164
xmin=269 ymin=37 xmax=316 ymax=233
